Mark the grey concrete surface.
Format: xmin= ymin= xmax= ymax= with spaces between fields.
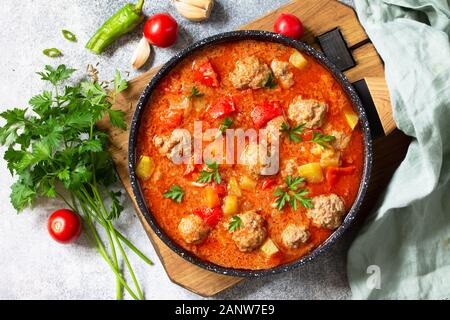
xmin=0 ymin=0 xmax=355 ymax=300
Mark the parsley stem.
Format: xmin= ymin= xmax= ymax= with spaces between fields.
xmin=77 ymin=197 xmax=140 ymax=300
xmin=89 ymin=185 xmax=144 ymax=300
xmin=76 ymin=188 xmax=153 ymax=266
xmin=78 ymin=187 xmax=123 ymax=299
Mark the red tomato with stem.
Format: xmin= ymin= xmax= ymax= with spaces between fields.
xmin=274 ymin=13 xmax=304 ymax=40
xmin=48 ymin=209 xmax=82 ymax=244
xmin=143 ymin=13 xmax=178 ymax=48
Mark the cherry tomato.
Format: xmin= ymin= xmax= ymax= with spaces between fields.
xmin=251 ymin=101 xmax=283 ymax=128
xmin=48 ymin=209 xmax=82 ymax=244
xmin=194 ymin=207 xmax=223 ymax=227
xmin=207 ymin=95 xmax=236 ymax=119
xmin=274 ymin=13 xmax=304 ymax=40
xmin=193 ymin=60 xmax=220 ymax=87
xmin=143 ymin=13 xmax=178 ymax=48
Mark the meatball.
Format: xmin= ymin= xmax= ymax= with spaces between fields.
xmin=281 ymin=224 xmax=310 ymax=249
xmin=281 ymin=159 xmax=297 ymax=178
xmin=178 ymin=214 xmax=211 ymax=244
xmin=153 ymin=129 xmax=191 ymax=162
xmin=231 ymin=210 xmax=267 ymax=252
xmin=306 ymin=194 xmax=346 ymax=229
xmin=271 ymin=59 xmax=294 ymax=89
xmin=240 ymin=143 xmax=269 ymax=177
xmin=330 ymin=130 xmax=351 ymax=150
xmin=229 ymin=56 xmax=271 ymax=90
xmin=288 ymin=96 xmax=327 ymax=129
xmin=265 ymin=115 xmax=285 ymax=144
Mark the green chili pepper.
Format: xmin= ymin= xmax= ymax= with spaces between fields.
xmin=62 ymin=29 xmax=77 ymax=42
xmin=86 ymin=0 xmax=145 ymax=54
xmin=43 ymin=48 xmax=63 ymax=58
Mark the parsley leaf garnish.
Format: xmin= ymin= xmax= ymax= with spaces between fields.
xmin=229 ymin=216 xmax=243 ymax=232
xmin=36 ymin=64 xmax=75 ymax=85
xmin=0 ymin=64 xmax=153 ymax=299
xmin=311 ymin=132 xmax=336 ymax=149
xmin=197 ymin=160 xmax=221 ymax=184
xmin=281 ymin=122 xmax=305 ymax=142
xmin=106 ymin=191 xmax=124 ymax=220
xmin=265 ymin=72 xmax=277 ymax=89
xmin=114 ymin=69 xmax=128 ymax=94
xmin=215 ymin=117 xmax=234 ymax=139
xmin=274 ymin=176 xmax=312 ymax=211
xmin=163 ymin=185 xmax=185 ymax=203
xmin=189 ymin=86 xmax=204 ymax=99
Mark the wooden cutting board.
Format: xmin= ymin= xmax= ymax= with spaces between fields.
xmin=100 ymin=0 xmax=411 ymax=297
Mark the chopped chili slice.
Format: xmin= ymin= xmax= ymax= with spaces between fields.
xmin=251 ymin=101 xmax=283 ymax=128
xmin=193 ymin=59 xmax=220 ymax=87
xmin=194 ymin=207 xmax=223 ymax=227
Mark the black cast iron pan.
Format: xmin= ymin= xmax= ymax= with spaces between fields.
xmin=128 ymin=30 xmax=372 ymax=277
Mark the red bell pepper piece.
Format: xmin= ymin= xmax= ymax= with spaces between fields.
xmin=194 ymin=207 xmax=223 ymax=227
xmin=301 ymin=129 xmax=323 ymax=141
xmin=162 ymin=110 xmax=183 ymax=129
xmin=183 ymin=157 xmax=202 ymax=177
xmin=260 ymin=178 xmax=277 ymax=190
xmin=326 ymin=166 xmax=356 ymax=187
xmin=212 ymin=181 xmax=228 ymax=196
xmin=193 ymin=59 xmax=220 ymax=87
xmin=250 ymin=101 xmax=283 ymax=129
xmin=207 ymin=95 xmax=236 ymax=119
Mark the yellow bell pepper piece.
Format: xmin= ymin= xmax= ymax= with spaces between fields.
xmin=298 ymin=162 xmax=324 ymax=183
xmin=344 ymin=109 xmax=359 ymax=130
xmin=136 ymin=156 xmax=154 ymax=180
xmin=227 ymin=177 xmax=242 ymax=197
xmin=205 ymin=186 xmax=220 ymax=209
xmin=223 ymin=195 xmax=239 ymax=215
xmin=260 ymin=238 xmax=279 ymax=256
xmin=289 ymin=50 xmax=308 ymax=69
xmin=240 ymin=175 xmax=257 ymax=191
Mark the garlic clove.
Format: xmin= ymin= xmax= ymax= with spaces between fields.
xmin=131 ymin=37 xmax=152 ymax=69
xmin=174 ymin=0 xmax=214 ymax=22
xmin=182 ymin=0 xmax=213 ymax=10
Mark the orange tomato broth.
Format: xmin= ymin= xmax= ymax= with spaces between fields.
xmin=137 ymin=40 xmax=364 ymax=270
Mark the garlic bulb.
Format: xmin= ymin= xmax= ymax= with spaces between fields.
xmin=131 ymin=37 xmax=152 ymax=69
xmin=174 ymin=0 xmax=214 ymax=22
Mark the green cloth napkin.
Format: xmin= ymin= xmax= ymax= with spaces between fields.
xmin=348 ymin=0 xmax=450 ymax=299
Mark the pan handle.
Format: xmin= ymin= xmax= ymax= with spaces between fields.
xmin=353 ymin=77 xmax=396 ymax=139
xmin=317 ymin=28 xmax=396 ymax=139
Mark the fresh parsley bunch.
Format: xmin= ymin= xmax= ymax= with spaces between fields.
xmin=0 ymin=65 xmax=152 ymax=300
